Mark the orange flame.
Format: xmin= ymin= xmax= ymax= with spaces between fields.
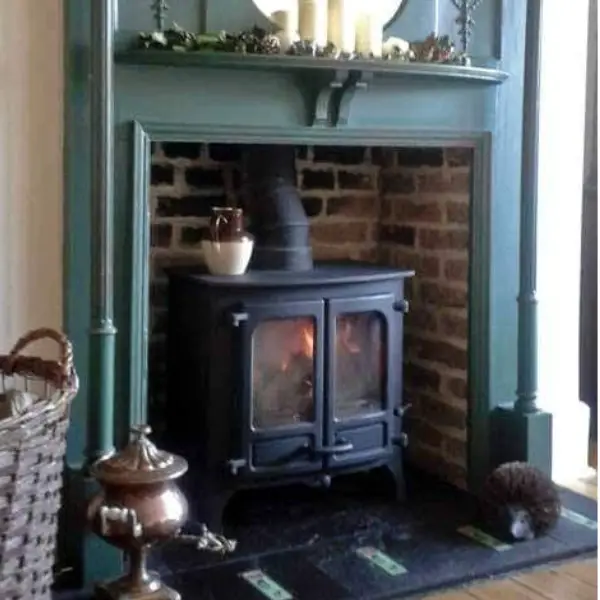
xmin=302 ymin=326 xmax=314 ymax=358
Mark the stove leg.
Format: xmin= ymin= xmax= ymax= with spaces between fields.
xmin=384 ymin=450 xmax=406 ymax=501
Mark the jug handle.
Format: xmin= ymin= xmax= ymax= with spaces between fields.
xmin=210 ymin=213 xmax=228 ymax=244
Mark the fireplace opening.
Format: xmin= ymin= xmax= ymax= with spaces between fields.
xmin=149 ymin=142 xmax=472 ymax=529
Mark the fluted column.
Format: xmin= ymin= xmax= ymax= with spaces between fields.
xmin=87 ymin=0 xmax=117 ymax=464
xmin=515 ymin=0 xmax=542 ymax=414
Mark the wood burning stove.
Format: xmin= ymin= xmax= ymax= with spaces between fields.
xmin=164 ymin=146 xmax=414 ymax=531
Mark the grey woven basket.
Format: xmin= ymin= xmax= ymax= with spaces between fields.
xmin=0 ymin=328 xmax=79 ymax=600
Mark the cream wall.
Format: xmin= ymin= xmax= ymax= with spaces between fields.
xmin=0 ymin=1 xmax=63 ymax=354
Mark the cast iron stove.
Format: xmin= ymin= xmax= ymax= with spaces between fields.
xmin=165 ymin=146 xmax=414 ymax=531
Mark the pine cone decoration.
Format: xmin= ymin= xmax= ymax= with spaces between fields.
xmin=480 ymin=462 xmax=561 ymax=542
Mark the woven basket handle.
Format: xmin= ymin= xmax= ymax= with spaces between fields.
xmin=6 ymin=328 xmax=74 ymax=380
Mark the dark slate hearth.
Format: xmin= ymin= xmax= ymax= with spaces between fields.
xmin=54 ymin=470 xmax=597 ymax=600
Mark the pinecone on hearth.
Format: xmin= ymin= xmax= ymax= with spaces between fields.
xmin=480 ymin=461 xmax=561 ymax=542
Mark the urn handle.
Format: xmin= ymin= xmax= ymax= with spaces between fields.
xmin=99 ymin=505 xmax=143 ymax=538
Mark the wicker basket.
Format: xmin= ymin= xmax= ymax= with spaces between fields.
xmin=0 ymin=328 xmax=79 ymax=600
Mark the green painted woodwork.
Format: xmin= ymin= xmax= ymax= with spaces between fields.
xmin=61 ymin=469 xmax=124 ymax=587
xmin=489 ymin=1 xmax=552 ymax=473
xmin=115 ymin=50 xmax=509 ymax=83
xmin=490 ymin=406 xmax=553 ymax=477
xmin=61 ymin=0 xmax=123 ymax=587
xmin=88 ymin=0 xmax=117 ymax=464
xmin=516 ymin=0 xmax=542 ymax=414
xmin=62 ymin=0 xmax=551 ymax=587
xmin=63 ymin=0 xmax=92 ymax=468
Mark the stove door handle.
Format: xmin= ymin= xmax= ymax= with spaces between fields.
xmin=319 ymin=440 xmax=354 ymax=455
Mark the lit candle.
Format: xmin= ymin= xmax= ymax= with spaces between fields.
xmin=327 ymin=0 xmax=356 ymax=53
xmin=271 ymin=9 xmax=298 ymax=51
xmin=298 ymin=0 xmax=328 ymax=46
xmin=355 ymin=9 xmax=383 ymax=57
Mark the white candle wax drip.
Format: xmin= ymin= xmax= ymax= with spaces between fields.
xmin=298 ymin=0 xmax=328 ymax=46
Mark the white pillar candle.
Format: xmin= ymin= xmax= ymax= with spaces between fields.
xmin=271 ymin=10 xmax=298 ymax=51
xmin=298 ymin=0 xmax=328 ymax=46
xmin=355 ymin=10 xmax=383 ymax=57
xmin=327 ymin=0 xmax=356 ymax=53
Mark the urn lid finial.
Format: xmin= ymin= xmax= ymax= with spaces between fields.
xmin=90 ymin=424 xmax=188 ymax=485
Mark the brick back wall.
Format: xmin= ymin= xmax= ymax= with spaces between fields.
xmin=149 ymin=143 xmax=472 ymax=488
xmin=379 ymin=147 xmax=472 ymax=488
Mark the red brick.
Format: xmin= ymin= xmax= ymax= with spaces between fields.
xmin=404 ymin=362 xmax=441 ymax=392
xmin=443 ymin=437 xmax=467 ymax=463
xmin=151 ymin=224 xmax=172 ymax=248
xmin=397 ymin=148 xmax=444 ymax=167
xmin=326 ymin=195 xmax=378 ymax=218
xmin=394 ymin=251 xmax=440 ymax=278
xmin=445 ymin=147 xmax=473 ymax=167
xmin=446 ymin=376 xmax=468 ymax=400
xmin=156 ymin=195 xmax=221 ymax=218
xmin=446 ymin=201 xmax=469 ymax=225
xmin=381 ymin=171 xmax=416 ymax=194
xmin=356 ymin=248 xmax=379 ymax=263
xmin=152 ymin=253 xmax=203 ymax=278
xmin=377 ymin=245 xmax=394 ymax=265
xmin=311 ymin=222 xmax=369 ymax=243
xmin=378 ymin=224 xmax=416 ymax=246
xmin=405 ymin=308 xmax=438 ymax=333
xmin=371 ymin=148 xmax=396 ymax=167
xmin=420 ymin=283 xmax=468 ymax=308
xmin=419 ymin=229 xmax=469 ymax=251
xmin=380 ymin=198 xmax=393 ymax=220
xmin=338 ymin=170 xmax=376 ymax=190
xmin=416 ymin=172 xmax=458 ymax=193
xmin=302 ymin=169 xmax=335 ymax=190
xmin=408 ymin=337 xmax=468 ymax=370
xmin=412 ymin=420 xmax=444 ymax=448
xmin=419 ymin=394 xmax=467 ymax=429
xmin=408 ymin=444 xmax=467 ymax=486
xmin=312 ymin=245 xmax=354 ymax=261
xmin=301 ymin=196 xmax=324 ymax=217
xmin=394 ymin=199 xmax=443 ymax=223
xmin=439 ymin=312 xmax=469 ymax=339
xmin=444 ymin=258 xmax=469 ymax=282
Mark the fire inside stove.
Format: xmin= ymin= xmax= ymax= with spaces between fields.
xmin=251 ymin=313 xmax=384 ymax=429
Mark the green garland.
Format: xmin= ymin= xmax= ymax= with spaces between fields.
xmin=136 ymin=24 xmax=468 ymax=65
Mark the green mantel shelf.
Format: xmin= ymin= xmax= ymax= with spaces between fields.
xmin=116 ymin=50 xmax=509 ymax=84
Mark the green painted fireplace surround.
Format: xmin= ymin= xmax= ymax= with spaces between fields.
xmin=62 ymin=0 xmax=552 ymax=587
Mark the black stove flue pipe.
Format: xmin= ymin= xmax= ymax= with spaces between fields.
xmin=242 ymin=145 xmax=313 ymax=271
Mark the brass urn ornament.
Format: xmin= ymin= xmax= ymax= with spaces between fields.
xmin=87 ymin=425 xmax=236 ymax=600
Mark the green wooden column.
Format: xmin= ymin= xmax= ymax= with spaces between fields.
xmin=492 ymin=0 xmax=552 ymax=474
xmin=515 ymin=0 xmax=542 ymax=416
xmin=69 ymin=0 xmax=123 ymax=587
xmin=87 ymin=0 xmax=117 ymax=466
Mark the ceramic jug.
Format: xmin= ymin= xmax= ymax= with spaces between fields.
xmin=202 ymin=207 xmax=254 ymax=276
